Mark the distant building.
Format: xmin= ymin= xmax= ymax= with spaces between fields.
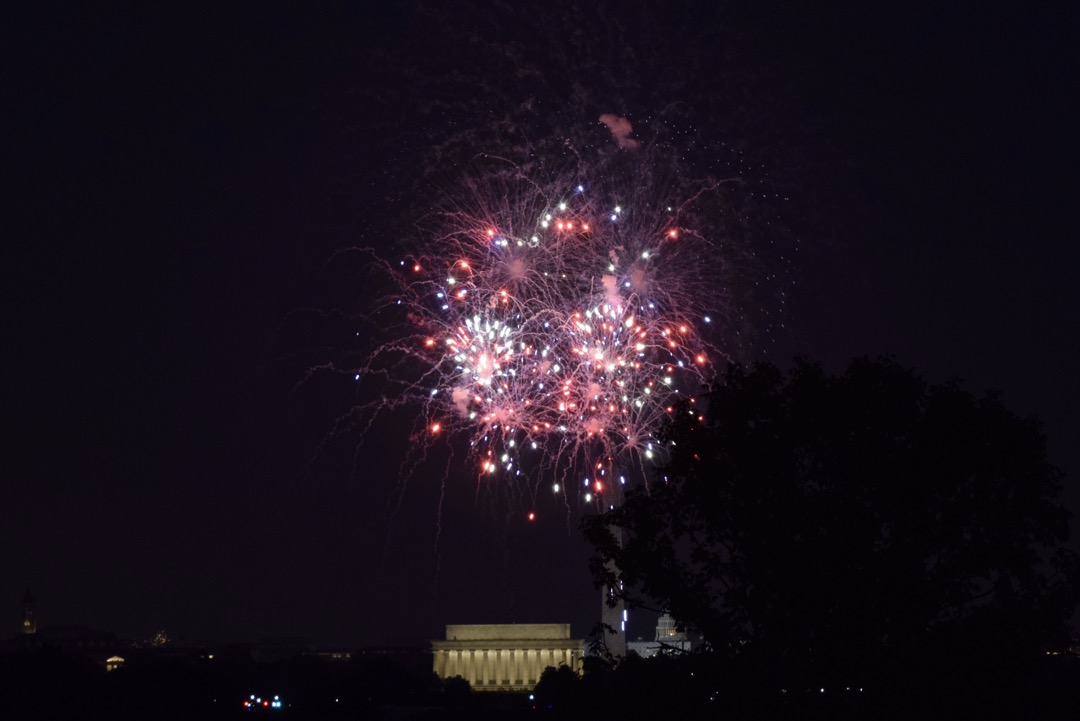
xmin=34 ymin=624 xmax=124 ymax=654
xmin=21 ymin=588 xmax=36 ymax=635
xmin=5 ymin=588 xmax=131 ymax=667
xmin=307 ymin=649 xmax=353 ymax=662
xmin=432 ymin=624 xmax=583 ymax=692
xmin=627 ymin=612 xmax=692 ymax=658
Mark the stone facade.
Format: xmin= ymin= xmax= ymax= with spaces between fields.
xmin=626 ymin=612 xmax=692 ymax=658
xmin=432 ymin=623 xmax=583 ymax=691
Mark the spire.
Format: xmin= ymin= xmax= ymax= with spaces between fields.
xmin=21 ymin=587 xmax=37 ymax=635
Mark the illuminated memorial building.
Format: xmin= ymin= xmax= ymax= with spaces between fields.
xmin=432 ymin=624 xmax=583 ymax=691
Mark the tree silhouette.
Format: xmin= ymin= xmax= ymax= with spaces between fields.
xmin=532 ymin=664 xmax=581 ymax=712
xmin=583 ymin=358 xmax=1077 ymax=710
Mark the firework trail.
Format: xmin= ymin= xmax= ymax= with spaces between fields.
xmin=355 ymin=150 xmax=738 ymax=518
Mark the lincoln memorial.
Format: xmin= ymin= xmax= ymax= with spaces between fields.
xmin=432 ymin=623 xmax=583 ymax=691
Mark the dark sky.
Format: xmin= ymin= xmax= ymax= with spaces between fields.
xmin=4 ymin=1 xmax=1078 ymax=647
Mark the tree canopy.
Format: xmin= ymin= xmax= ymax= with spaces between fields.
xmin=583 ymin=358 xmax=1077 ymax=704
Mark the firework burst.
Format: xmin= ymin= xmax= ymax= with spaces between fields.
xmin=354 ymin=152 xmax=739 ymax=516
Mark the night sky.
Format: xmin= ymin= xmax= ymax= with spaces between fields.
xmin=4 ymin=2 xmax=1078 ymax=647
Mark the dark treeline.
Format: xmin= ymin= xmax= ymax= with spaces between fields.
xmin=533 ymin=649 xmax=1079 ymax=720
xmin=0 ymin=645 xmax=524 ymax=720
xmin=582 ymin=357 xmax=1079 ymax=719
xmin=6 ymin=640 xmax=1077 ymax=720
